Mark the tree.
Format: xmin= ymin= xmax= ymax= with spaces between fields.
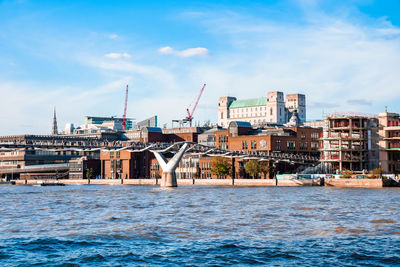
xmin=259 ymin=161 xmax=270 ymax=179
xmin=244 ymin=160 xmax=259 ymax=178
xmin=86 ymin=168 xmax=94 ymax=179
xmin=211 ymin=156 xmax=231 ymax=178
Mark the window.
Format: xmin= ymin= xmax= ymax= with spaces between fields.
xmin=270 ymin=108 xmax=273 ymax=116
xmin=110 ymin=151 xmax=114 ymax=159
xmin=242 ymin=140 xmax=248 ymax=149
xmin=287 ymin=141 xmax=296 ymax=149
xmin=311 ymin=132 xmax=319 ymax=140
xmin=276 ymin=140 xmax=281 ymax=150
xmin=251 ymin=140 xmax=257 ymax=149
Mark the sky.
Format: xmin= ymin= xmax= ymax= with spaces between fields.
xmin=0 ymin=0 xmax=400 ymax=135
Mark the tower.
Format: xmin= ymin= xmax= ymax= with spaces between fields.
xmin=52 ymin=107 xmax=58 ymax=135
xmin=285 ymin=94 xmax=306 ymax=123
xmin=218 ymin=96 xmax=236 ymax=128
xmin=266 ymin=91 xmax=285 ymax=123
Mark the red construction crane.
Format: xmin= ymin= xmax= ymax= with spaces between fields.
xmin=122 ymin=84 xmax=128 ymax=131
xmin=185 ymin=83 xmax=206 ymax=127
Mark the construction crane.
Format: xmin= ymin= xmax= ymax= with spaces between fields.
xmin=122 ymin=84 xmax=128 ymax=131
xmin=171 ymin=83 xmax=206 ymax=128
xmin=186 ymin=83 xmax=206 ymax=127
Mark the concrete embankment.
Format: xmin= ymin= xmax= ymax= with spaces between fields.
xmin=10 ymin=178 xmax=394 ymax=187
xmin=324 ymin=178 xmax=383 ymax=188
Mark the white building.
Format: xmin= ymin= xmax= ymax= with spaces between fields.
xmin=217 ymin=91 xmax=306 ymax=128
xmin=285 ymin=94 xmax=306 ymax=123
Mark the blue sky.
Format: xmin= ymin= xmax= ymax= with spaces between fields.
xmin=1 ymin=0 xmax=400 ymax=135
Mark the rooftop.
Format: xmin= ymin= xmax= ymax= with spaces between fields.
xmin=229 ymin=97 xmax=267 ymax=109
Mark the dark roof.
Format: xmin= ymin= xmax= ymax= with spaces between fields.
xmin=143 ymin=127 xmax=163 ymax=133
xmin=229 ymin=121 xmax=252 ymax=128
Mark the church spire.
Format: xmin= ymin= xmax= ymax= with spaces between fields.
xmin=52 ymin=107 xmax=58 ymax=135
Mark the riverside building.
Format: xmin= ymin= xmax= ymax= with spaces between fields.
xmin=218 ymin=91 xmax=306 ymax=128
xmin=320 ymin=113 xmax=379 ymax=172
xmin=378 ymin=109 xmax=400 ymax=173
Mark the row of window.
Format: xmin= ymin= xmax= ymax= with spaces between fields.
xmin=219 ymin=144 xmax=228 ymax=150
xmin=218 ymin=135 xmax=228 ymax=142
xmin=0 ymin=151 xmax=19 ymax=156
xmin=0 ymin=160 xmax=18 ymax=166
xmin=201 ymin=172 xmax=212 ymax=179
xmin=110 ymin=160 xmax=122 ymax=171
xmin=201 ymin=162 xmax=211 ymax=170
xmin=110 ymin=151 xmax=121 ymax=159
xmin=231 ymin=107 xmax=266 ymax=113
xmin=150 ymin=164 xmax=159 ymax=170
xmin=311 ymin=132 xmax=320 ymax=139
xmin=178 ymin=161 xmax=197 ymax=168
xmin=230 ymin=106 xmax=286 ymax=116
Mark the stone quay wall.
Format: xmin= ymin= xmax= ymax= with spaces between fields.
xmin=11 ymin=178 xmax=391 ymax=188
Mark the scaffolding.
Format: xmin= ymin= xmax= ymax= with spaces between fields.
xmin=320 ymin=115 xmax=379 ymax=172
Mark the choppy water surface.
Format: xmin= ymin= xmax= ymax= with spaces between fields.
xmin=0 ymin=185 xmax=400 ymax=266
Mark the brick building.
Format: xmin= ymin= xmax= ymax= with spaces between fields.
xmin=148 ymin=121 xmax=322 ymax=180
xmin=100 ymin=150 xmax=153 ymax=179
xmin=378 ymin=109 xmax=400 ymax=173
xmin=124 ymin=126 xmax=205 ymax=143
xmin=69 ymin=157 xmax=101 ymax=179
xmin=215 ymin=121 xmax=321 ymax=156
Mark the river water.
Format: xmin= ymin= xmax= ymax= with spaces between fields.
xmin=0 ymin=185 xmax=399 ymax=266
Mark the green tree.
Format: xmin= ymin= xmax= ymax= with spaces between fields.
xmin=259 ymin=161 xmax=270 ymax=179
xmin=211 ymin=157 xmax=231 ymax=178
xmin=86 ymin=168 xmax=94 ymax=179
xmin=244 ymin=159 xmax=260 ymax=178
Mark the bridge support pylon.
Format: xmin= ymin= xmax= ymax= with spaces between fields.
xmin=153 ymin=143 xmax=188 ymax=187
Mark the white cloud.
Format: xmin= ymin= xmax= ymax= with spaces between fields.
xmin=158 ymin=46 xmax=209 ymax=57
xmin=108 ymin=33 xmax=118 ymax=39
xmin=104 ymin=52 xmax=131 ymax=59
xmin=176 ymin=10 xmax=400 ymax=121
xmin=158 ymin=46 xmax=174 ymax=54
xmin=0 ymin=79 xmax=134 ymax=135
xmin=3 ymin=3 xmax=400 ymax=134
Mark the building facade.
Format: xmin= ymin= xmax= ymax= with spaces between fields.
xmin=378 ymin=110 xmax=400 ymax=174
xmin=215 ymin=121 xmax=321 ymax=156
xmin=100 ymin=150 xmax=153 ymax=179
xmin=320 ymin=114 xmax=379 ymax=172
xmin=69 ymin=157 xmax=101 ymax=179
xmin=285 ymin=94 xmax=306 ymax=123
xmin=217 ymin=91 xmax=306 ymax=128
